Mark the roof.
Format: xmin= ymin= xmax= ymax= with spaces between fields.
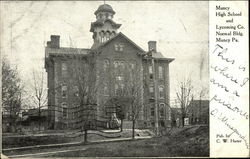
xmin=90 ymin=19 xmax=121 ymax=32
xmin=45 ymin=47 xmax=90 ymax=58
xmin=143 ymin=51 xmax=175 ymax=62
xmin=188 ymin=100 xmax=209 ymax=108
xmin=93 ymin=32 xmax=146 ymax=53
xmin=25 ymin=109 xmax=49 ymax=117
xmin=152 ymin=52 xmax=174 ymax=62
xmin=94 ymin=4 xmax=116 ymax=15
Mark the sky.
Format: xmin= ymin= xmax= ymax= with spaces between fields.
xmin=1 ymin=1 xmax=209 ymax=103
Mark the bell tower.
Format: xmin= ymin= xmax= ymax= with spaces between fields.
xmin=90 ymin=4 xmax=121 ymax=49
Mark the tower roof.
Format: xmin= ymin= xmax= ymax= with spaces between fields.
xmin=94 ymin=4 xmax=116 ymax=15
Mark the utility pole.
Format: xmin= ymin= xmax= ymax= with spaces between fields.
xmin=181 ymin=85 xmax=184 ymax=127
xmin=199 ymin=92 xmax=202 ymax=124
xmin=151 ymin=57 xmax=159 ymax=136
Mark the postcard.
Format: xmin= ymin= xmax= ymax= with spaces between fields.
xmin=0 ymin=0 xmax=248 ymax=158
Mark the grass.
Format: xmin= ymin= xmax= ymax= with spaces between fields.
xmin=2 ymin=129 xmax=144 ymax=148
xmin=3 ymin=125 xmax=209 ymax=157
xmin=46 ymin=125 xmax=209 ymax=157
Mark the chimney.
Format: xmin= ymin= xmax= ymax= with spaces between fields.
xmin=50 ymin=35 xmax=60 ymax=48
xmin=148 ymin=41 xmax=157 ymax=52
xmin=47 ymin=41 xmax=51 ymax=47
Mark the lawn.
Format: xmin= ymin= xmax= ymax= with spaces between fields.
xmin=46 ymin=125 xmax=209 ymax=157
xmin=2 ymin=129 xmax=149 ymax=148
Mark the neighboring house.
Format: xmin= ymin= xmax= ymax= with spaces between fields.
xmin=21 ymin=109 xmax=49 ymax=131
xmin=186 ymin=100 xmax=209 ymax=125
xmin=45 ymin=4 xmax=174 ymax=129
xmin=2 ymin=112 xmax=22 ymax=133
xmin=170 ymin=107 xmax=182 ymax=127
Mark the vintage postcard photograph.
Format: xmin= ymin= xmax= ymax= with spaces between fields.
xmin=0 ymin=0 xmax=248 ymax=158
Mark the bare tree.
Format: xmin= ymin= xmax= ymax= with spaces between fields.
xmin=29 ymin=69 xmax=47 ymax=131
xmin=2 ymin=57 xmax=23 ymax=132
xmin=176 ymin=78 xmax=193 ymax=127
xmin=125 ymin=67 xmax=143 ymax=139
xmin=102 ymin=60 xmax=143 ymax=138
xmin=114 ymin=62 xmax=143 ymax=139
xmin=68 ymin=52 xmax=98 ymax=143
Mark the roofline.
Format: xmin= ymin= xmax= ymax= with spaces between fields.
xmin=154 ymin=58 xmax=175 ymax=62
xmin=143 ymin=57 xmax=175 ymax=63
xmin=93 ymin=32 xmax=146 ymax=53
xmin=90 ymin=19 xmax=122 ymax=32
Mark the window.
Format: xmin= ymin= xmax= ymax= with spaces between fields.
xmin=151 ymin=107 xmax=155 ymax=116
xmin=104 ymin=84 xmax=109 ymax=96
xmin=114 ymin=61 xmax=119 ymax=69
xmin=104 ymin=60 xmax=110 ymax=71
xmin=116 ymin=75 xmax=124 ymax=81
xmin=63 ymin=108 xmax=67 ymax=118
xmin=119 ymin=44 xmax=124 ymax=51
xmin=159 ymin=86 xmax=164 ymax=99
xmin=73 ymin=86 xmax=79 ymax=97
xmin=120 ymin=61 xmax=125 ymax=69
xmin=151 ymin=122 xmax=155 ymax=127
xmin=114 ymin=44 xmax=124 ymax=51
xmin=149 ymin=86 xmax=154 ymax=98
xmin=62 ymin=103 xmax=67 ymax=118
xmin=106 ymin=31 xmax=110 ymax=41
xmin=160 ymin=121 xmax=165 ymax=127
xmin=114 ymin=44 xmax=119 ymax=51
xmin=62 ymin=62 xmax=67 ymax=77
xmin=120 ymin=83 xmax=125 ymax=94
xmin=168 ymin=107 xmax=171 ymax=120
xmin=100 ymin=31 xmax=105 ymax=43
xmin=149 ymin=65 xmax=153 ymax=79
xmin=130 ymin=61 xmax=136 ymax=70
xmin=149 ymin=66 xmax=153 ymax=74
xmin=62 ymin=85 xmax=67 ymax=98
xmin=149 ymin=86 xmax=154 ymax=93
xmin=115 ymin=84 xmax=119 ymax=96
xmin=159 ymin=105 xmax=164 ymax=117
xmin=159 ymin=66 xmax=163 ymax=79
xmin=131 ymin=63 xmax=135 ymax=70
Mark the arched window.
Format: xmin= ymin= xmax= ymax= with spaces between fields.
xmin=100 ymin=31 xmax=105 ymax=43
xmin=159 ymin=86 xmax=164 ymax=99
xmin=120 ymin=61 xmax=125 ymax=70
xmin=62 ymin=85 xmax=67 ymax=98
xmin=114 ymin=61 xmax=119 ymax=69
xmin=115 ymin=84 xmax=119 ymax=96
xmin=104 ymin=59 xmax=110 ymax=71
xmin=159 ymin=103 xmax=165 ymax=117
xmin=112 ymin=31 xmax=116 ymax=37
xmin=73 ymin=86 xmax=79 ymax=97
xmin=106 ymin=31 xmax=111 ymax=41
xmin=130 ymin=60 xmax=136 ymax=70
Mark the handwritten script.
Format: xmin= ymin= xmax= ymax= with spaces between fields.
xmin=211 ymin=44 xmax=249 ymax=149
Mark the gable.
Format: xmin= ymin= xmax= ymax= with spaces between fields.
xmin=95 ymin=32 xmax=145 ymax=54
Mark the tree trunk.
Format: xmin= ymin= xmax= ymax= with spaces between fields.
xmin=38 ymin=101 xmax=41 ymax=131
xmin=84 ymin=129 xmax=88 ymax=143
xmin=132 ymin=120 xmax=135 ymax=139
xmin=182 ymin=116 xmax=185 ymax=127
xmin=120 ymin=119 xmax=123 ymax=132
